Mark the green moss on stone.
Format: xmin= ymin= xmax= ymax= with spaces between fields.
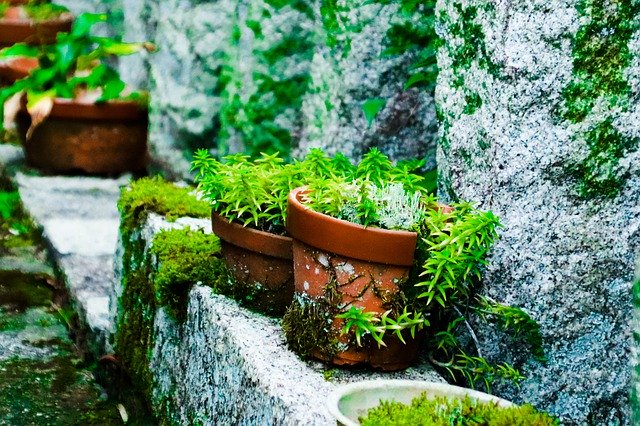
xmin=151 ymin=228 xmax=223 ymax=320
xmin=562 ymin=0 xmax=636 ymax=123
xmin=567 ymin=119 xmax=638 ymax=198
xmin=117 ymin=176 xmax=210 ymax=234
xmin=0 ymin=357 xmax=122 ymax=424
xmin=560 ymin=0 xmax=639 ymax=198
xmin=281 ymin=294 xmax=341 ymax=360
xmin=446 ymin=2 xmax=500 ymax=77
xmin=463 ymin=92 xmax=482 ymax=115
xmin=115 ymin=267 xmax=156 ymax=402
xmin=359 ymin=394 xmax=558 ymax=426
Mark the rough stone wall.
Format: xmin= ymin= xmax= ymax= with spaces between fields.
xmin=296 ymin=2 xmax=438 ymax=166
xmin=119 ymin=0 xmax=236 ymax=179
xmin=436 ymin=0 xmax=640 ymax=424
xmin=633 ymin=260 xmax=640 ymax=425
xmin=62 ymin=0 xmax=437 ymax=175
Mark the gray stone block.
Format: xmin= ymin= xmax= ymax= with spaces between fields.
xmin=115 ymin=212 xmax=444 ymax=424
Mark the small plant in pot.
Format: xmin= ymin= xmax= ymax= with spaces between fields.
xmin=283 ymin=149 xmax=544 ymax=385
xmin=0 ymin=12 xmax=154 ymax=175
xmin=283 ymin=149 xmax=437 ymax=370
xmin=0 ymin=0 xmax=73 ymax=48
xmin=191 ymin=148 xmax=354 ymax=316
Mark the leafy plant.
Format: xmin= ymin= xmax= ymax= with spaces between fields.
xmin=336 ymin=306 xmax=427 ymax=347
xmin=416 ymin=202 xmax=501 ymax=307
xmin=0 ymin=12 xmax=155 ymax=136
xmin=302 ymin=148 xmax=430 ymax=230
xmin=293 ymin=150 xmax=544 ymax=391
xmin=22 ymin=1 xmax=69 ymax=21
xmin=191 ymin=148 xmax=354 ymax=234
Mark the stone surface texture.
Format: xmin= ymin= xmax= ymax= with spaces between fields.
xmin=60 ymin=1 xmax=438 ymax=176
xmin=114 ymin=212 xmax=444 ymax=424
xmin=436 ymin=0 xmax=639 ymax=424
xmin=9 ymin=156 xmax=130 ymax=355
xmin=297 ymin=2 xmax=437 ymax=166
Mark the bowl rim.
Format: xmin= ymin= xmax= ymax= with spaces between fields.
xmin=326 ymin=379 xmax=514 ymax=426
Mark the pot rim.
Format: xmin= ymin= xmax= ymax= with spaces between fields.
xmin=1 ymin=7 xmax=74 ymax=25
xmin=211 ymin=211 xmax=293 ymax=260
xmin=286 ymin=186 xmax=417 ymax=266
xmin=20 ymin=96 xmax=148 ymax=122
xmin=326 ymin=379 xmax=514 ymax=426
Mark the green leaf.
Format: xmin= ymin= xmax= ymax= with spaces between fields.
xmin=362 ymin=98 xmax=386 ymax=127
xmin=0 ymin=43 xmax=40 ymax=59
xmin=72 ymin=13 xmax=107 ymax=37
xmin=98 ymin=78 xmax=125 ymax=101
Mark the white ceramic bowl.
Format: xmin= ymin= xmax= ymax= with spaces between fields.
xmin=327 ymin=379 xmax=513 ymax=426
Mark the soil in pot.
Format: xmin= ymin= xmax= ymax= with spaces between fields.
xmin=283 ymin=187 xmax=419 ymax=371
xmin=0 ymin=6 xmax=73 ymax=47
xmin=211 ymin=212 xmax=294 ymax=316
xmin=16 ymin=97 xmax=149 ymax=175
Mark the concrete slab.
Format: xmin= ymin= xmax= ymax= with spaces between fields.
xmin=43 ymin=218 xmax=120 ymax=256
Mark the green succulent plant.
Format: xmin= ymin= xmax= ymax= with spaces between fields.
xmin=191 ymin=148 xmax=353 ymax=235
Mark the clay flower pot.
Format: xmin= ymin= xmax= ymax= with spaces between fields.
xmin=211 ymin=212 xmax=294 ymax=316
xmin=0 ymin=7 xmax=73 ymax=47
xmin=0 ymin=56 xmax=37 ymax=84
xmin=16 ymin=97 xmax=149 ymax=175
xmin=285 ymin=187 xmax=419 ymax=370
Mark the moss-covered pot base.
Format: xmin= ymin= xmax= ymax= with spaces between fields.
xmin=286 ymin=240 xmax=417 ymax=371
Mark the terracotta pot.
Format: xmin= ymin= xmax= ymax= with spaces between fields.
xmin=211 ymin=212 xmax=294 ymax=316
xmin=286 ymin=187 xmax=419 ymax=370
xmin=0 ymin=57 xmax=37 ymax=84
xmin=17 ymin=97 xmax=149 ymax=175
xmin=0 ymin=7 xmax=73 ymax=47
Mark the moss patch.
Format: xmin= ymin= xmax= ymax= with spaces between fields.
xmin=281 ymin=294 xmax=341 ymax=359
xmin=117 ymin=176 xmax=210 ymax=233
xmin=114 ymin=267 xmax=156 ymax=404
xmin=115 ymin=177 xmax=220 ymax=416
xmin=559 ymin=0 xmax=640 ymax=198
xmin=0 ymin=270 xmax=54 ymax=312
xmin=359 ymin=394 xmax=558 ymax=426
xmin=0 ymin=357 xmax=122 ymax=424
xmin=151 ymin=228 xmax=223 ymax=320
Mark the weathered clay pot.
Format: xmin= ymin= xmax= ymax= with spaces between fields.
xmin=17 ymin=98 xmax=149 ymax=175
xmin=286 ymin=187 xmax=419 ymax=370
xmin=0 ymin=7 xmax=73 ymax=47
xmin=211 ymin=212 xmax=294 ymax=316
xmin=0 ymin=57 xmax=37 ymax=84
